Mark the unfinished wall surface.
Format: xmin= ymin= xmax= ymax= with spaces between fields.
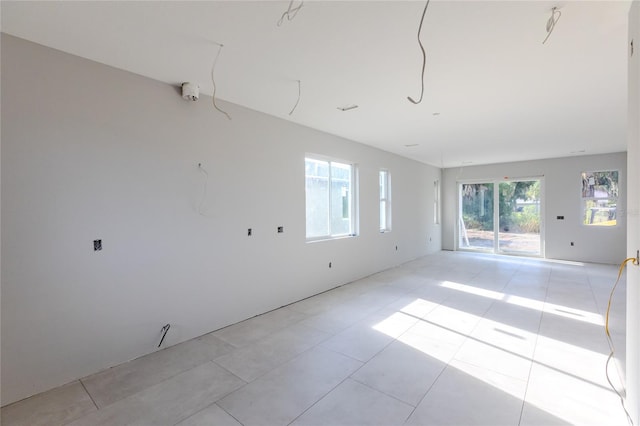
xmin=627 ymin=2 xmax=640 ymax=423
xmin=442 ymin=153 xmax=627 ymax=264
xmin=0 ymin=35 xmax=441 ymax=405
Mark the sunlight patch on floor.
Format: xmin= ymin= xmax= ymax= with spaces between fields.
xmin=440 ymin=281 xmax=503 ymax=300
xmin=441 ymin=280 xmax=603 ymax=325
xmin=372 ymin=298 xmax=625 ymax=425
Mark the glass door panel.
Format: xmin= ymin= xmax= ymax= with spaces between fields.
xmin=498 ymin=180 xmax=541 ymax=255
xmin=459 ymin=183 xmax=494 ymax=250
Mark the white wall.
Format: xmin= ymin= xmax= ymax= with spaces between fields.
xmin=442 ymin=153 xmax=627 ymax=264
xmin=0 ymin=35 xmax=441 ymax=405
xmin=627 ymin=2 xmax=640 ymax=423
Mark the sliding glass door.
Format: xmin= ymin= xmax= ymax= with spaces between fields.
xmin=459 ymin=183 xmax=494 ymax=250
xmin=459 ymin=179 xmax=542 ymax=256
xmin=498 ymin=180 xmax=541 ymax=255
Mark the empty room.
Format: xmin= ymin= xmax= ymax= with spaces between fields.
xmin=2 ymin=1 xmax=640 ymax=425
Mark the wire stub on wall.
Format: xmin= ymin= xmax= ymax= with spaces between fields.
xmin=197 ymin=163 xmax=214 ymax=218
xmin=289 ymin=80 xmax=301 ymax=115
xmin=542 ymin=7 xmax=561 ymax=44
xmin=337 ymin=104 xmax=358 ymax=112
xmin=278 ymin=0 xmax=304 ymax=26
xmin=211 ymin=43 xmax=232 ymax=120
xmin=158 ymin=324 xmax=171 ymax=348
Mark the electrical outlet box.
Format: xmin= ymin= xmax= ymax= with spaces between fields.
xmin=94 ymin=239 xmax=102 ymax=251
xmin=248 ymin=228 xmax=252 ymax=236
xmin=278 ymin=226 xmax=284 ymax=233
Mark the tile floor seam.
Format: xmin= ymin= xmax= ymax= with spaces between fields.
xmin=337 ymin=317 xmax=428 ymax=403
xmin=329 ymin=319 xmax=405 ymax=365
xmin=314 ymin=329 xmax=410 ymax=406
xmin=228 ymin=337 xmax=330 ymax=387
xmin=170 ymin=401 xmax=244 ymax=426
xmin=318 ymin=344 xmax=372 ymax=364
xmin=585 ymin=265 xmax=612 ymax=325
xmin=55 ymin=361 xmax=246 ymax=426
xmin=451 ymin=357 xmax=530 ymax=384
xmin=199 ymin=335 xmax=241 ymax=350
xmin=172 ymin=367 xmax=249 ymax=425
xmin=297 ymin=318 xmax=343 ymax=336
xmin=77 ymin=380 xmax=98 ymax=412
xmin=83 ymin=355 xmax=230 ymax=411
xmin=139 ymin=359 xmax=246 ymax=409
xmin=400 ymin=355 xmax=451 ymax=425
xmin=210 ymin=332 xmax=242 ymax=348
xmin=349 ymin=373 xmax=422 ymax=409
xmin=372 ymin=294 xmax=411 ymax=315
xmin=283 ymin=286 xmax=344 ymax=313
xmin=422 ymin=314 xmax=533 ymax=383
xmin=170 ymin=400 xmax=217 ymax=426
xmin=209 ymin=359 xmax=253 ymax=386
xmin=212 ymin=332 xmax=334 ymax=384
xmin=516 ymin=267 xmax=551 ymax=426
xmin=398 ymin=305 xmax=473 ymax=369
xmin=285 ymin=375 xmax=360 ymax=426
xmin=211 ymin=308 xmax=312 ymax=350
xmin=218 ymin=402 xmax=246 ymax=426
xmin=211 ymin=309 xmax=310 ymax=348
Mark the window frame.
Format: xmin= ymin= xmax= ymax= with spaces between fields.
xmin=379 ymin=169 xmax=392 ymax=233
xmin=434 ymin=179 xmax=441 ymax=225
xmin=580 ymin=170 xmax=619 ymax=228
xmin=305 ymin=155 xmax=358 ymax=242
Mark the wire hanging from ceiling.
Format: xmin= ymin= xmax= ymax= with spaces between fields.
xmin=278 ymin=0 xmax=304 ymax=26
xmin=289 ymin=80 xmax=301 ymax=115
xmin=542 ymin=7 xmax=561 ymax=44
xmin=211 ymin=43 xmax=231 ymax=120
xmin=407 ymin=0 xmax=431 ymax=105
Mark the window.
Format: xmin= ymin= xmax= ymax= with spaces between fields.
xmin=379 ymin=170 xmax=391 ymax=232
xmin=305 ymin=157 xmax=356 ymax=240
xmin=434 ymin=179 xmax=440 ymax=225
xmin=581 ymin=170 xmax=618 ymax=226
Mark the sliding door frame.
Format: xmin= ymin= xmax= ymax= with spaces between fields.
xmin=456 ymin=176 xmax=545 ymax=257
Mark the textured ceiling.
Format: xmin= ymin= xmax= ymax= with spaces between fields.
xmin=1 ymin=1 xmax=630 ymax=167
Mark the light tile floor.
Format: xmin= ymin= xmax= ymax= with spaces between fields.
xmin=1 ymin=251 xmax=631 ymax=426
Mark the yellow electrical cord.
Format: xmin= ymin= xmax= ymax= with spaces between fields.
xmin=605 ymin=256 xmax=638 ymax=426
xmin=606 ymin=257 xmax=639 ymax=338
